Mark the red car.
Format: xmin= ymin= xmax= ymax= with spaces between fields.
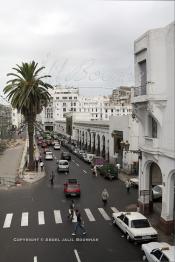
xmin=64 ymin=179 xmax=80 ymax=197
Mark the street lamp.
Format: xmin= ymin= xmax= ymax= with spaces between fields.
xmin=120 ymin=140 xmax=142 ymax=159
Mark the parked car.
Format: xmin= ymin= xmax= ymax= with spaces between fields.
xmin=61 ymin=151 xmax=71 ymax=161
xmin=97 ymin=164 xmax=118 ymax=180
xmin=152 ymin=185 xmax=162 ymax=200
xmin=64 ymin=179 xmax=80 ymax=197
xmin=41 ymin=142 xmax=48 ymax=148
xmin=57 ymin=160 xmax=69 ymax=173
xmin=54 ymin=143 xmax=61 ymax=150
xmin=112 ymin=211 xmax=158 ymax=243
xmin=91 ymin=156 xmax=106 ymax=168
xmin=45 ymin=151 xmax=53 ymax=160
xmin=83 ymin=153 xmax=96 ymax=164
xmin=130 ymin=178 xmax=139 ymax=188
xmin=142 ymin=242 xmax=175 ymax=262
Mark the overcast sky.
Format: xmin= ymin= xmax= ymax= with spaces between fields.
xmin=0 ymin=0 xmax=174 ymax=102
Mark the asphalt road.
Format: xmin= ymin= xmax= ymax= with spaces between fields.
xmin=0 ymin=145 xmax=143 ymax=262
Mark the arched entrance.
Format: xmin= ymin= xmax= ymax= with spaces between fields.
xmin=140 ymin=161 xmax=162 ymax=215
xmin=101 ymin=135 xmax=106 ymax=158
xmin=96 ymin=134 xmax=100 ymax=156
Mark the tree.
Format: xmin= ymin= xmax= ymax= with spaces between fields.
xmin=3 ymin=61 xmax=53 ymax=170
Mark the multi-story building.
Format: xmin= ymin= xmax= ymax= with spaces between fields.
xmin=132 ymin=22 xmax=175 ymax=234
xmin=41 ymin=85 xmax=132 ymax=128
xmin=11 ymin=108 xmax=23 ymax=129
xmin=110 ymin=86 xmax=131 ymax=105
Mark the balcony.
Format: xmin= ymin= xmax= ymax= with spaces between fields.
xmin=144 ymin=136 xmax=159 ymax=150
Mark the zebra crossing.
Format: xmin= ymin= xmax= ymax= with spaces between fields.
xmin=1 ymin=207 xmax=119 ymax=230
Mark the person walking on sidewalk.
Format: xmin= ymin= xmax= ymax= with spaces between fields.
xmin=125 ymin=179 xmax=131 ymax=193
xmin=101 ymin=188 xmax=109 ymax=206
xmin=40 ymin=160 xmax=44 ymax=171
xmin=72 ymin=209 xmax=87 ymax=236
xmin=49 ymin=171 xmax=55 ymax=186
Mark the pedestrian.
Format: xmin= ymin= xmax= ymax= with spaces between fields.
xmin=72 ymin=209 xmax=87 ymax=236
xmin=35 ymin=159 xmax=39 ymax=172
xmin=49 ymin=171 xmax=55 ymax=186
xmin=125 ymin=179 xmax=131 ymax=193
xmin=68 ymin=200 xmax=75 ymax=221
xmin=101 ymin=188 xmax=109 ymax=206
xmin=40 ymin=160 xmax=44 ymax=171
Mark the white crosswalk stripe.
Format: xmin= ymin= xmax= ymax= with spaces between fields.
xmin=1 ymin=207 xmax=120 ymax=229
xmin=54 ymin=210 xmax=62 ymax=224
xmin=21 ymin=212 xmax=29 ymax=227
xmin=84 ymin=208 xmax=96 ymax=221
xmin=38 ymin=211 xmax=45 ymax=225
xmin=3 ymin=213 xmax=13 ymax=228
xmin=98 ymin=208 xmax=111 ymax=220
xmin=111 ymin=207 xmax=119 ymax=213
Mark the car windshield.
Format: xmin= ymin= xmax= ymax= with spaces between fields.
xmin=59 ymin=161 xmax=68 ymax=165
xmin=131 ymin=219 xmax=150 ymax=228
xmin=67 ymin=184 xmax=79 ymax=189
xmin=46 ymin=152 xmax=52 ymax=155
xmin=154 ymin=186 xmax=162 ymax=193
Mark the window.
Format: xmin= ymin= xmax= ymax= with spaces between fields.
xmin=148 ymin=116 xmax=158 ymax=138
xmin=63 ymin=108 xmax=66 ymax=112
xmin=123 ymin=217 xmax=129 ymax=226
xmin=74 ymin=103 xmax=76 ymax=106
xmin=139 ymin=60 xmax=147 ymax=95
xmin=74 ymin=97 xmax=77 ymax=99
xmin=111 ymin=109 xmax=113 ymax=113
xmin=56 ymin=97 xmax=59 ymax=100
xmin=74 ymin=108 xmax=76 ymax=112
xmin=63 ymin=103 xmax=66 ymax=106
xmin=151 ymin=250 xmax=162 ymax=260
xmin=62 ymin=97 xmax=67 ymax=99
xmin=69 ymin=97 xmax=72 ymax=99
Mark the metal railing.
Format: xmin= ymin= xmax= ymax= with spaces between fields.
xmin=134 ymin=84 xmax=147 ymax=97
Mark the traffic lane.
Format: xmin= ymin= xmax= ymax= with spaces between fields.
xmin=0 ymin=212 xmax=143 ymax=262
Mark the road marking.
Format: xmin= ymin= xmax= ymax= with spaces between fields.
xmin=3 ymin=213 xmax=13 ymax=228
xmin=74 ymin=249 xmax=81 ymax=262
xmin=98 ymin=208 xmax=111 ymax=220
xmin=34 ymin=256 xmax=37 ymax=262
xmin=84 ymin=209 xmax=95 ymax=221
xmin=111 ymin=207 xmax=119 ymax=213
xmin=21 ymin=212 xmax=29 ymax=227
xmin=83 ymin=170 xmax=87 ymax=174
xmin=76 ymin=163 xmax=79 ymax=167
xmin=38 ymin=211 xmax=45 ymax=225
xmin=54 ymin=210 xmax=62 ymax=224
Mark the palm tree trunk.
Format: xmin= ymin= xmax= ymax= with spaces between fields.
xmin=28 ymin=116 xmax=35 ymax=170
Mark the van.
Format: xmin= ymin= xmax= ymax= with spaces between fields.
xmin=57 ymin=160 xmax=69 ymax=173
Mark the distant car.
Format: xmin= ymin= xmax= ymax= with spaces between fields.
xmin=83 ymin=153 xmax=96 ymax=164
xmin=52 ymin=139 xmax=59 ymax=146
xmin=57 ymin=160 xmax=69 ymax=173
xmin=142 ymin=242 xmax=175 ymax=262
xmin=112 ymin=211 xmax=158 ymax=243
xmin=130 ymin=178 xmax=139 ymax=188
xmin=45 ymin=151 xmax=53 ymax=160
xmin=61 ymin=152 xmax=71 ymax=161
xmin=64 ymin=179 xmax=80 ymax=197
xmin=54 ymin=143 xmax=61 ymax=150
xmin=152 ymin=185 xmax=162 ymax=200
xmin=41 ymin=142 xmax=47 ymax=148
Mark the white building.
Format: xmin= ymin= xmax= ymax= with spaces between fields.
xmin=132 ymin=22 xmax=175 ymax=234
xmin=11 ymin=108 xmax=23 ymax=128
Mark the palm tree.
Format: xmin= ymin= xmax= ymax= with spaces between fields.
xmin=3 ymin=61 xmax=53 ymax=170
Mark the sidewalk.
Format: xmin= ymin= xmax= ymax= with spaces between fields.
xmin=0 ymin=138 xmax=25 ymax=183
xmin=118 ymin=170 xmax=174 ymax=245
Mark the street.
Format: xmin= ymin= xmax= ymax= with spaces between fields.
xmin=0 ymin=146 xmax=143 ymax=262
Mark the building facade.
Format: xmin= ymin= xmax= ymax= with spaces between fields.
xmin=132 ymin=22 xmax=175 ymax=234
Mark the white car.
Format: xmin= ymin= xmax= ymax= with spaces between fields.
xmin=54 ymin=143 xmax=61 ymax=150
xmin=45 ymin=151 xmax=53 ymax=160
xmin=57 ymin=160 xmax=69 ymax=173
xmin=83 ymin=154 xmax=96 ymax=163
xmin=130 ymin=178 xmax=139 ymax=187
xmin=152 ymin=185 xmax=162 ymax=200
xmin=112 ymin=211 xmax=158 ymax=243
xmin=142 ymin=242 xmax=175 ymax=262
